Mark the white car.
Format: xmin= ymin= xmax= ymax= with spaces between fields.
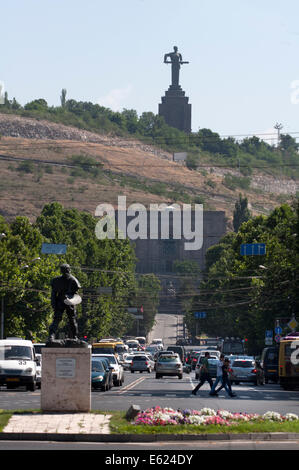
xmin=92 ymin=354 xmax=124 ymax=387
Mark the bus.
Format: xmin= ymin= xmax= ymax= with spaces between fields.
xmin=92 ymin=342 xmax=117 ymax=356
xmin=279 ymin=332 xmax=299 ymax=390
xmin=221 ymin=338 xmax=245 ymax=356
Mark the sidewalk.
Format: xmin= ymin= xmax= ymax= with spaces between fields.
xmin=1 ymin=413 xmax=299 ymax=442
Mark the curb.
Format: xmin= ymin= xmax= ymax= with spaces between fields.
xmin=0 ymin=432 xmax=299 ymax=442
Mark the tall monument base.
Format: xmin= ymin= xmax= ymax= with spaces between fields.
xmin=159 ymin=85 xmax=191 ymax=133
xmin=41 ymin=347 xmax=91 ymax=412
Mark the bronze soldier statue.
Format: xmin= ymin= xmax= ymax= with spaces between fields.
xmin=48 ymin=264 xmax=81 ymax=341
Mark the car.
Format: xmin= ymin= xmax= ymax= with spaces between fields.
xmin=92 ymin=354 xmax=124 ymax=386
xmin=151 ymin=338 xmax=164 ymax=350
xmin=145 ymin=345 xmax=160 ymax=356
xmin=199 ymin=350 xmax=220 ymax=359
xmin=166 ymin=345 xmax=185 ymax=363
xmin=190 ymin=351 xmax=202 ymax=369
xmin=122 ymin=354 xmax=137 ymax=370
xmin=195 ymin=357 xmax=218 ymax=380
xmin=0 ymin=338 xmax=38 ymax=391
xmin=130 ymin=354 xmax=153 ymax=373
xmin=91 ymin=358 xmax=113 ymax=391
xmin=230 ymin=359 xmax=261 ymax=385
xmin=155 ymin=353 xmax=183 ymax=379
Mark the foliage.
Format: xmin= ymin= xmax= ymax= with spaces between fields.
xmin=233 ymin=194 xmax=252 ymax=232
xmin=1 ymin=93 xmax=298 ymax=178
xmin=184 ymin=201 xmax=299 ymax=354
xmin=0 ymin=203 xmax=151 ymax=341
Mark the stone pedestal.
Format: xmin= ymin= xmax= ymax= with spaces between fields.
xmin=41 ymin=347 xmax=91 ymax=412
xmin=159 ymin=85 xmax=191 ymax=133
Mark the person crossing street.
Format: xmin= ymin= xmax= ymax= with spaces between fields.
xmin=191 ymin=352 xmax=213 ymax=395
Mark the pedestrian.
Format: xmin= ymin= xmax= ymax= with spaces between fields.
xmin=191 ymin=352 xmax=213 ymax=395
xmin=255 ymin=360 xmax=264 ymax=386
xmin=215 ymin=358 xmax=237 ymax=397
xmin=209 ymin=353 xmax=225 ymax=396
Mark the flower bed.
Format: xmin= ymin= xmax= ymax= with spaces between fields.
xmin=133 ymin=406 xmax=299 ymax=427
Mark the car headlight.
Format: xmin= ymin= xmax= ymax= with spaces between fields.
xmin=22 ymin=368 xmax=33 ymax=375
xmin=93 ymin=375 xmax=103 ymax=381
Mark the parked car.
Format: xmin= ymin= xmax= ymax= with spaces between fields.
xmin=130 ymin=354 xmax=153 ymax=373
xmin=230 ymin=359 xmax=260 ymax=385
xmin=260 ymin=346 xmax=279 ymax=384
xmin=195 ymin=357 xmax=218 ymax=380
xmin=91 ymin=358 xmax=113 ymax=391
xmin=92 ymin=354 xmax=124 ymax=386
xmin=155 ymin=353 xmax=183 ymax=379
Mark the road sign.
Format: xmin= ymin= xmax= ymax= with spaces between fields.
xmin=41 ymin=243 xmax=67 ymax=254
xmin=265 ymin=338 xmax=272 ymax=345
xmin=128 ymin=308 xmax=138 ymax=314
xmin=240 ymin=243 xmax=266 ymax=256
xmin=275 ymin=326 xmax=282 ymax=335
xmin=288 ymin=317 xmax=298 ymax=331
xmin=194 ymin=311 xmax=206 ymax=319
xmin=275 ymin=334 xmax=281 ymax=343
xmin=265 ymin=330 xmax=273 ymax=338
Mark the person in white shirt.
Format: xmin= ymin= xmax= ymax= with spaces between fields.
xmin=209 ymin=354 xmax=225 ymax=396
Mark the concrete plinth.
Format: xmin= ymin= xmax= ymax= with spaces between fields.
xmin=41 ymin=347 xmax=91 ymax=412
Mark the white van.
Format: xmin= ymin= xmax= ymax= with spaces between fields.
xmin=0 ymin=338 xmax=38 ymax=391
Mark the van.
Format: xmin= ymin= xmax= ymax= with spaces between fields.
xmin=0 ymin=338 xmax=38 ymax=391
xmin=261 ymin=346 xmax=279 ymax=384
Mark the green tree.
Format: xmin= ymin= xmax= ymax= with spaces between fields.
xmin=233 ymin=193 xmax=251 ymax=232
xmin=60 ymin=88 xmax=67 ymax=108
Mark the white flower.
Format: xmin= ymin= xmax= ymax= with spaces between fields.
xmin=284 ymin=413 xmax=299 ymax=421
xmin=188 ymin=415 xmax=209 ymax=425
xmin=262 ymin=411 xmax=283 ymax=421
xmin=218 ymin=410 xmax=234 ymax=419
xmin=200 ymin=408 xmax=217 ymax=416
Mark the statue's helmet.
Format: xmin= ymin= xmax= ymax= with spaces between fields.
xmin=60 ymin=263 xmax=71 ymax=274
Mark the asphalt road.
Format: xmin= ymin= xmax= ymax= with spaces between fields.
xmin=1 ymin=369 xmax=298 ymax=417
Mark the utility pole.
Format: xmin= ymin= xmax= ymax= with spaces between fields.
xmin=274 ymin=123 xmax=283 ymax=147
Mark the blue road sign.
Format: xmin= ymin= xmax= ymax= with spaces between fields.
xmin=265 ymin=330 xmax=273 ymax=338
xmin=41 ymin=243 xmax=67 ymax=255
xmin=275 ymin=326 xmax=282 ymax=335
xmin=194 ymin=312 xmax=207 ymax=319
xmin=240 ymin=243 xmax=266 ymax=256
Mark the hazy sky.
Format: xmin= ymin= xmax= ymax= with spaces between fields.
xmin=1 ymin=0 xmax=299 ymax=141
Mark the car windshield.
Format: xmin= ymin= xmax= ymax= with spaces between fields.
xmin=92 ymin=361 xmax=104 ymax=372
xmin=232 ymin=360 xmax=254 ymax=368
xmin=159 ymin=356 xmax=179 ymax=363
xmin=0 ymin=345 xmax=33 ymax=360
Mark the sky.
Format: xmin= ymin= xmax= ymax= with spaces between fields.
xmin=1 ymin=0 xmax=299 ymax=142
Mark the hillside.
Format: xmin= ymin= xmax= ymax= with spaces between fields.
xmin=0 ymin=113 xmax=297 ymax=228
